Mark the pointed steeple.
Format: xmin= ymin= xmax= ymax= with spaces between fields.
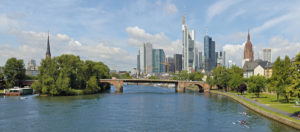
xmin=248 ymin=29 xmax=250 ymax=40
xmin=46 ymin=32 xmax=51 ymax=59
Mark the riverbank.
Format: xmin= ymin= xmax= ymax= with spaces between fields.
xmin=210 ymin=90 xmax=300 ymax=130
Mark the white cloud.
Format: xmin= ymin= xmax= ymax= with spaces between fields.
xmin=269 ymin=36 xmax=300 ymax=61
xmin=252 ymin=13 xmax=295 ymax=34
xmin=164 ymin=3 xmax=178 ymax=14
xmin=206 ymin=0 xmax=241 ymax=23
xmin=222 ymin=42 xmax=245 ymax=66
xmin=0 ymin=30 xmax=136 ymax=70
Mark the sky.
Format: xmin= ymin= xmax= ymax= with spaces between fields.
xmin=0 ymin=0 xmax=300 ymax=71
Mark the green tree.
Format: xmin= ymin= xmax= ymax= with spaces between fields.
xmin=84 ymin=76 xmax=101 ymax=94
xmin=247 ymin=75 xmax=266 ymax=98
xmin=177 ymin=70 xmax=189 ymax=80
xmin=0 ymin=72 xmax=4 ymax=88
xmin=33 ymin=54 xmax=110 ymax=96
xmin=212 ymin=66 xmax=230 ymax=91
xmin=287 ymin=52 xmax=300 ymax=99
xmin=206 ymin=75 xmax=214 ymax=89
xmin=189 ymin=72 xmax=204 ymax=81
xmin=149 ymin=76 xmax=160 ymax=79
xmin=268 ymin=56 xmax=292 ymax=102
xmin=111 ymin=73 xmax=120 ymax=79
xmin=228 ymin=73 xmax=244 ymax=91
xmin=3 ymin=58 xmax=25 ymax=88
xmin=121 ymin=73 xmax=132 ymax=79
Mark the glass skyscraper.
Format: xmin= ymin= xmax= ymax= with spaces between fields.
xmin=204 ymin=35 xmax=216 ymax=71
xmin=152 ymin=49 xmax=165 ymax=73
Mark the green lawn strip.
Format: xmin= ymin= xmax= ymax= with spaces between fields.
xmin=0 ymin=90 xmax=3 ymax=93
xmin=72 ymin=89 xmax=84 ymax=95
xmin=210 ymin=91 xmax=300 ymax=124
xmin=243 ymin=93 xmax=300 ymax=113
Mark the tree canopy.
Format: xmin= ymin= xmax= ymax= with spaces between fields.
xmin=247 ymin=75 xmax=266 ymax=97
xmin=32 ymin=54 xmax=110 ymax=96
xmin=3 ymin=58 xmax=25 ymax=88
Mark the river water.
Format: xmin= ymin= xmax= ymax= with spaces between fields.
xmin=0 ymin=85 xmax=299 ymax=132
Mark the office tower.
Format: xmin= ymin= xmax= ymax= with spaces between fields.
xmin=242 ymin=30 xmax=254 ymax=67
xmin=46 ymin=32 xmax=51 ymax=59
xmin=137 ymin=53 xmax=140 ymax=73
xmin=182 ymin=14 xmax=195 ymax=73
xmin=139 ymin=46 xmax=145 ymax=73
xmin=152 ymin=49 xmax=165 ymax=73
xmin=204 ymin=34 xmax=216 ymax=71
xmin=262 ymin=48 xmax=272 ymax=62
xmin=198 ymin=52 xmax=204 ymax=70
xmin=145 ymin=43 xmax=153 ymax=74
xmin=26 ymin=59 xmax=38 ymax=76
xmin=193 ymin=48 xmax=198 ymax=72
xmin=216 ymin=51 xmax=226 ymax=67
xmin=174 ymin=54 xmax=182 ymax=73
xmin=165 ymin=57 xmax=175 ymax=73
xmin=137 ymin=42 xmax=153 ymax=74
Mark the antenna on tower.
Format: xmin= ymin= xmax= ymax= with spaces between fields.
xmin=205 ymin=26 xmax=208 ymax=35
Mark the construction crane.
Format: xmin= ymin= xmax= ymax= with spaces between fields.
xmin=161 ymin=62 xmax=170 ymax=73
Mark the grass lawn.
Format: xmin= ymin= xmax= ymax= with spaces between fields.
xmin=243 ymin=92 xmax=300 ymax=114
xmin=211 ymin=91 xmax=300 ymax=124
xmin=0 ymin=89 xmax=4 ymax=93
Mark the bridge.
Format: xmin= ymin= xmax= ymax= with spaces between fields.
xmin=99 ymin=79 xmax=210 ymax=93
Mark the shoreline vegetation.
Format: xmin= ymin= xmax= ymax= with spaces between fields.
xmin=31 ymin=54 xmax=111 ymax=96
xmin=210 ymin=90 xmax=300 ymax=130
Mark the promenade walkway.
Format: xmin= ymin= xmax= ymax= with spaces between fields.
xmin=226 ymin=92 xmax=300 ymax=120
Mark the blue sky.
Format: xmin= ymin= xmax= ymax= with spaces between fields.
xmin=0 ymin=0 xmax=299 ymax=70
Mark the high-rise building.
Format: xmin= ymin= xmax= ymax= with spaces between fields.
xmin=174 ymin=54 xmax=182 ymax=73
xmin=198 ymin=52 xmax=204 ymax=70
xmin=152 ymin=49 xmax=165 ymax=73
xmin=193 ymin=48 xmax=198 ymax=71
xmin=262 ymin=48 xmax=272 ymax=62
xmin=145 ymin=43 xmax=153 ymax=74
xmin=137 ymin=43 xmax=153 ymax=74
xmin=26 ymin=59 xmax=38 ymax=76
xmin=242 ymin=30 xmax=254 ymax=67
xmin=46 ymin=32 xmax=51 ymax=59
xmin=182 ymin=14 xmax=195 ymax=73
xmin=216 ymin=51 xmax=226 ymax=67
xmin=204 ymin=34 xmax=216 ymax=71
xmin=137 ymin=53 xmax=140 ymax=73
xmin=165 ymin=57 xmax=175 ymax=73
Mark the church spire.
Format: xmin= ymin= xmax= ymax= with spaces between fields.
xmin=46 ymin=32 xmax=51 ymax=59
xmin=248 ymin=29 xmax=250 ymax=41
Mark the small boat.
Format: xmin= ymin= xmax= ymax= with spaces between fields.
xmin=5 ymin=87 xmax=33 ymax=96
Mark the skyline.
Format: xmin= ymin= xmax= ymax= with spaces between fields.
xmin=0 ymin=0 xmax=300 ymax=70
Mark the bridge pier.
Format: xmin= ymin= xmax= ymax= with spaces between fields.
xmin=175 ymin=82 xmax=185 ymax=93
xmin=111 ymin=80 xmax=124 ymax=93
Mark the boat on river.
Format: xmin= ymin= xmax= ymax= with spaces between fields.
xmin=5 ymin=87 xmax=33 ymax=96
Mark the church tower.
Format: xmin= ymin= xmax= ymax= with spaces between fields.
xmin=46 ymin=32 xmax=51 ymax=59
xmin=242 ymin=30 xmax=254 ymax=67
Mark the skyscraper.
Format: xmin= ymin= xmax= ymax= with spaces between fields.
xmin=204 ymin=34 xmax=216 ymax=71
xmin=165 ymin=57 xmax=175 ymax=73
xmin=262 ymin=48 xmax=272 ymax=62
xmin=182 ymin=13 xmax=195 ymax=73
xmin=145 ymin=43 xmax=153 ymax=74
xmin=152 ymin=49 xmax=165 ymax=73
xmin=174 ymin=54 xmax=182 ymax=73
xmin=46 ymin=32 xmax=51 ymax=59
xmin=242 ymin=30 xmax=254 ymax=67
xmin=137 ymin=43 xmax=153 ymax=74
xmin=216 ymin=51 xmax=226 ymax=67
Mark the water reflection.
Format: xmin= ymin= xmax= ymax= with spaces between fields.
xmin=0 ymin=85 xmax=298 ymax=132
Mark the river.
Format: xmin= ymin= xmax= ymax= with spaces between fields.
xmin=0 ymin=85 xmax=299 ymax=132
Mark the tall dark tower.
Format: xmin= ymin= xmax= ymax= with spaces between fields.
xmin=46 ymin=32 xmax=51 ymax=59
